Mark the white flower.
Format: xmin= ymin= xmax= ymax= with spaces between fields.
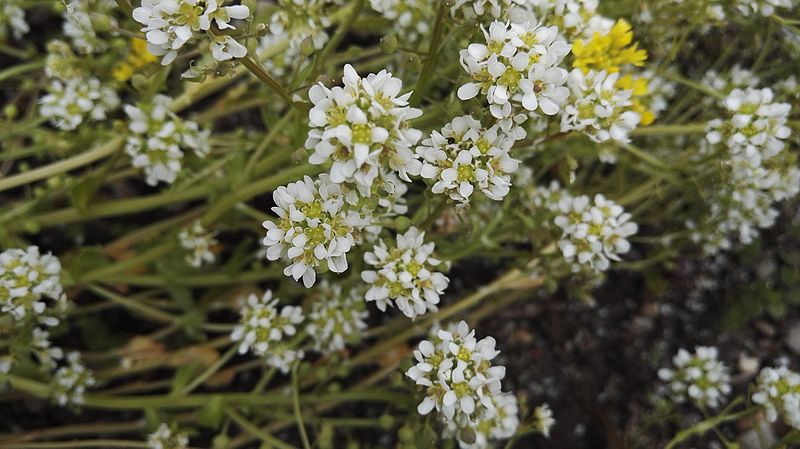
xmin=266 ymin=344 xmax=305 ymax=374
xmin=148 ymin=423 xmax=189 ymax=449
xmin=63 ymin=0 xmax=117 ymax=54
xmin=752 ymin=366 xmax=800 ymax=430
xmin=1 ymin=246 xmax=67 ymax=326
xmin=416 ymin=115 xmax=522 ymax=206
xmin=31 ymin=327 xmax=65 ymax=370
xmin=450 ymin=0 xmax=525 ymax=19
xmin=210 ymin=35 xmax=247 ymax=61
xmin=52 ymin=352 xmax=96 ymax=407
xmin=509 ymin=0 xmax=602 ymax=40
xmin=532 ymin=403 xmax=555 ymax=437
xmin=735 ymin=0 xmax=792 ymax=17
xmin=406 ymin=321 xmax=517 ymax=448
xmin=39 ymin=77 xmax=119 ymax=131
xmin=124 ymin=94 xmax=210 ymax=186
xmin=658 ymin=346 xmax=731 ymax=409
xmin=133 ymin=0 xmax=250 ymax=64
xmin=306 ymin=64 xmax=423 ymax=188
xmin=362 ymin=227 xmax=449 ymax=319
xmin=258 ymin=0 xmax=337 ymax=77
xmin=306 ymin=281 xmax=368 ymax=353
xmin=554 ymin=193 xmax=637 ymax=272
xmin=369 ymin=0 xmax=432 ymax=42
xmin=230 ymin=290 xmax=305 ymax=357
xmin=695 ymin=87 xmax=798 ymax=254
xmin=263 ymin=175 xmax=370 ymax=288
xmin=0 ymin=0 xmax=29 ymax=39
xmin=560 ymin=69 xmax=641 ymax=143
xmin=178 ymin=221 xmax=218 ymax=268
xmin=458 ymin=21 xmax=570 ymax=118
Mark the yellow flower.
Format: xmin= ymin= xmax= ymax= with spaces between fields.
xmin=572 ymin=19 xmax=648 ymax=74
xmin=112 ymin=38 xmax=158 ymax=82
xmin=616 ymin=74 xmax=655 ymax=126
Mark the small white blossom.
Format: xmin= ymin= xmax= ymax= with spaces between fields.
xmin=39 ymin=77 xmax=119 ymax=131
xmin=416 ymin=115 xmax=521 ymax=206
xmin=124 ymin=94 xmax=210 ymax=186
xmin=265 ymin=344 xmax=305 ymax=374
xmin=752 ymin=366 xmax=800 ymax=430
xmin=63 ymin=0 xmax=117 ymax=54
xmin=230 ymin=290 xmax=305 ymax=357
xmin=1 ymin=246 xmax=67 ymax=326
xmin=532 ymin=403 xmax=555 ymax=437
xmin=52 ymin=352 xmax=96 ymax=407
xmin=263 ymin=175 xmax=370 ymax=288
xmin=306 ymin=282 xmax=368 ymax=353
xmin=735 ymin=0 xmax=792 ymax=16
xmin=178 ymin=221 xmax=218 ymax=268
xmin=306 ymin=64 xmax=423 ymax=188
xmin=509 ymin=0 xmax=602 ymax=40
xmin=658 ymin=346 xmax=731 ymax=409
xmin=362 ymin=227 xmax=449 ymax=319
xmin=133 ymin=0 xmax=250 ymax=64
xmin=554 ymin=193 xmax=638 ymax=272
xmin=457 ymin=21 xmax=571 ymax=119
xmin=258 ymin=0 xmax=339 ymax=77
xmin=560 ymin=69 xmax=641 ymax=143
xmin=369 ymin=0 xmax=431 ymax=41
xmin=148 ymin=423 xmax=189 ymax=449
xmin=451 ymin=0 xmax=525 ymax=20
xmin=0 ymin=0 xmax=28 ymax=39
xmin=406 ymin=321 xmax=517 ymax=448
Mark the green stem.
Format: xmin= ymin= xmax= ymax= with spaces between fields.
xmin=409 ymin=0 xmax=448 ymax=105
xmin=225 ymin=406 xmax=299 ymax=449
xmin=664 ymin=407 xmax=759 ymax=449
xmin=292 ymin=364 xmax=313 ymax=449
xmin=86 ymin=285 xmax=175 ymax=323
xmin=0 ymin=137 xmax=123 ymax=193
xmin=0 ymin=60 xmax=44 ymax=83
xmin=179 ymin=345 xmax=238 ymax=395
xmin=0 ymin=440 xmax=149 ymax=449
xmin=630 ymin=123 xmax=706 ymax=136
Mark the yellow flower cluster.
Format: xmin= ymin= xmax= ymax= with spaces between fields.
xmin=572 ymin=19 xmax=655 ymax=126
xmin=112 ymin=38 xmax=157 ymax=82
xmin=572 ymin=19 xmax=647 ymax=74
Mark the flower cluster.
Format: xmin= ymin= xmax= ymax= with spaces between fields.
xmin=0 ymin=0 xmax=28 ymax=39
xmin=508 ymin=0 xmax=603 ymax=41
xmin=560 ymin=69 xmax=642 ymax=145
xmin=39 ymin=77 xmax=119 ymax=131
xmin=306 ymin=282 xmax=368 ymax=353
xmin=457 ymin=21 xmax=571 ymax=119
xmin=406 ymin=321 xmax=518 ymax=448
xmin=231 ymin=290 xmax=305 ymax=359
xmin=553 ymin=193 xmax=638 ymax=272
xmin=124 ymin=94 xmax=210 ymax=186
xmin=362 ymin=227 xmax=449 ymax=319
xmin=695 ymin=87 xmax=799 ymax=253
xmin=178 ymin=221 xmax=218 ymax=268
xmin=369 ymin=0 xmax=432 ymax=42
xmin=148 ymin=423 xmax=189 ymax=449
xmin=258 ymin=0 xmax=339 ymax=77
xmin=416 ymin=115 xmax=521 ymax=206
xmin=51 ymin=352 xmax=96 ymax=407
xmin=1 ymin=247 xmax=67 ymax=326
xmin=133 ymin=0 xmax=250 ymax=65
xmin=734 ymin=0 xmax=793 ymax=17
xmin=752 ymin=365 xmax=800 ymax=430
xmin=450 ymin=0 xmax=523 ymax=20
xmin=571 ymin=19 xmax=647 ymax=74
xmin=306 ymin=64 xmax=423 ymax=188
xmin=658 ymin=346 xmax=731 ymax=408
xmin=263 ymin=175 xmax=370 ymax=288
xmin=532 ymin=403 xmax=556 ymax=437
xmin=63 ymin=0 xmax=117 ymax=54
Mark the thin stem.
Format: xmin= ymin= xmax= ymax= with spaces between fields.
xmin=179 ymin=345 xmax=238 ymax=395
xmin=0 ymin=440 xmax=149 ymax=449
xmin=409 ymin=0 xmax=448 ymax=105
xmin=0 ymin=137 xmax=123 ymax=193
xmin=292 ymin=364 xmax=313 ymax=449
xmin=225 ymin=406 xmax=300 ymax=449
